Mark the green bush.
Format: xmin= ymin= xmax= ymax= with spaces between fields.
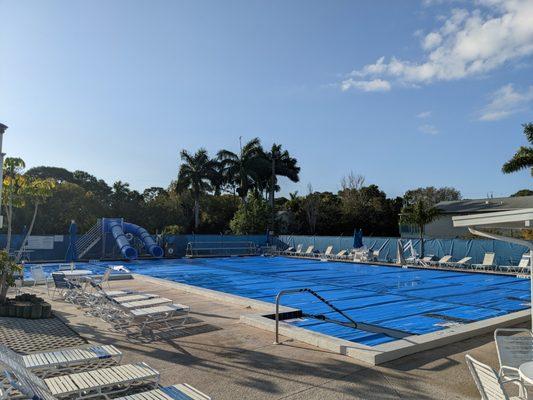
xmin=230 ymin=193 xmax=270 ymax=234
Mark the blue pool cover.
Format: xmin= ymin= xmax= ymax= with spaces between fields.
xmin=27 ymin=256 xmax=531 ymax=347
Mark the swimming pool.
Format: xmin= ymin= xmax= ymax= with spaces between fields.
xmin=27 ymin=257 xmax=531 ymax=347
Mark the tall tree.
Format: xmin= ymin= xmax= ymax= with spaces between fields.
xmin=176 ymin=149 xmax=217 ymax=230
xmin=502 ymin=123 xmax=533 ymax=175
xmin=14 ymin=178 xmax=55 ymax=262
xmin=2 ymin=157 xmax=26 ymax=252
xmin=265 ymin=144 xmax=300 ymax=230
xmin=403 ymin=186 xmax=461 ymax=206
xmin=400 ymin=199 xmax=440 ymax=257
xmin=217 ymin=138 xmax=269 ymax=204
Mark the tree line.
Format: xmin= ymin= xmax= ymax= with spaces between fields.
xmin=1 ymin=137 xmax=465 ymax=237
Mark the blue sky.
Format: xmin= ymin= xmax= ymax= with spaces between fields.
xmin=1 ymin=0 xmax=532 ymax=199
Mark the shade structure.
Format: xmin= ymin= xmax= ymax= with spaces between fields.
xmin=453 ymin=208 xmax=533 ymax=328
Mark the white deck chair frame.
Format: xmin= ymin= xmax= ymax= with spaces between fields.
xmin=113 ymin=383 xmax=211 ymax=400
xmin=111 ymin=303 xmax=190 ymax=341
xmin=494 ymin=328 xmax=533 ymax=385
xmin=0 ymin=351 xmax=160 ymax=400
xmin=318 ymin=245 xmax=333 ymax=259
xmin=466 ymin=354 xmax=527 ymax=399
xmin=472 ymin=252 xmax=496 ymax=271
xmin=0 ymin=343 xmax=122 ymax=378
xmin=445 ymin=256 xmax=472 ymax=269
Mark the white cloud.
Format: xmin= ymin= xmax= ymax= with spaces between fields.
xmin=341 ymin=78 xmax=391 ymax=92
xmin=342 ymin=0 xmax=533 ymax=90
xmin=416 ymin=111 xmax=432 ymax=118
xmin=422 ymin=32 xmax=442 ymax=50
xmin=479 ymin=84 xmax=533 ymax=121
xmin=419 ymin=124 xmax=439 ymax=135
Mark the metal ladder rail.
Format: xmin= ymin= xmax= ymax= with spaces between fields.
xmin=75 ymin=220 xmax=102 ymax=257
xmin=273 ymin=288 xmax=358 ymax=344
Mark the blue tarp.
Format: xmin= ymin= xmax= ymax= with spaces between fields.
xmin=278 ymin=235 xmax=530 ymax=266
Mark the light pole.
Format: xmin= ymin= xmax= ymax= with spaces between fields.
xmin=0 ymin=123 xmax=6 ymax=229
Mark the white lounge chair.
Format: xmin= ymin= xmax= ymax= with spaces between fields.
xmin=331 ymin=249 xmax=348 ymax=260
xmin=113 ymin=293 xmax=161 ymax=303
xmin=0 ymin=343 xmax=122 ymax=377
xmin=303 ymin=246 xmax=314 ymax=256
xmin=111 ymin=303 xmax=190 ymax=341
xmin=416 ymin=256 xmax=434 ymax=266
xmin=472 ymin=252 xmax=496 ymax=271
xmin=319 ymin=245 xmax=333 ymax=258
xmin=499 ymin=256 xmax=530 ymax=273
xmin=2 ymin=368 xmax=209 ymax=400
xmin=0 ymin=350 xmax=159 ymax=399
xmin=90 ymin=268 xmax=112 ymax=289
xmin=120 ymin=297 xmax=173 ymax=310
xmin=466 ymin=354 xmax=527 ymax=399
xmin=446 ymin=256 xmax=472 ymax=269
xmin=429 ymin=255 xmax=452 ymax=267
xmin=113 ymin=384 xmax=211 ymax=400
xmin=282 ymin=246 xmax=295 ymax=255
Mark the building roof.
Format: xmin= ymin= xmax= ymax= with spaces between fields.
xmin=436 ymin=195 xmax=533 ymax=214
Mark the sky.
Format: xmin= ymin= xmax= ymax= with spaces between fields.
xmin=1 ymin=0 xmax=532 ymax=199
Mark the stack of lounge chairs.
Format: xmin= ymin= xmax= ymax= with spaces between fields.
xmin=0 ymin=343 xmax=210 ymax=399
xmin=51 ymin=275 xmax=190 ymax=343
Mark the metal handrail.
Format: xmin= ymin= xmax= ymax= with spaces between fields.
xmin=273 ymin=288 xmax=358 ymax=344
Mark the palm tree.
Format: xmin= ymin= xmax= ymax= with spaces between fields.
xmin=217 ymin=138 xmax=269 ymax=204
xmin=265 ymin=144 xmax=300 ymax=229
xmin=176 ymin=149 xmax=217 ymax=230
xmin=266 ymin=144 xmax=300 ymax=205
xmin=502 ymin=123 xmax=533 ymax=175
xmin=400 ymin=199 xmax=440 ymax=257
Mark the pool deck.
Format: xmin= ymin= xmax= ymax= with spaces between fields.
xmin=28 ymin=274 xmax=526 ymax=399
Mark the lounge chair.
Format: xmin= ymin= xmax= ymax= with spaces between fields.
xmin=0 ymin=349 xmax=160 ymax=399
xmin=465 ymin=353 xmax=527 ymax=399
xmin=445 ymin=256 xmax=472 ymax=269
xmin=282 ymin=246 xmax=295 ymax=255
xmin=499 ymin=256 xmax=530 ymax=273
xmin=89 ymin=268 xmax=112 ymax=289
xmin=319 ymin=245 xmax=333 ymax=258
xmin=494 ymin=328 xmax=533 ymax=385
xmin=333 ymin=249 xmax=348 ymax=260
xmin=472 ymin=252 xmax=496 ymax=271
xmin=0 ymin=343 xmax=122 ymax=378
xmin=416 ymin=256 xmax=434 ymax=266
xmin=429 ymin=255 xmax=452 ymax=267
xmin=111 ymin=303 xmax=190 ymax=341
xmin=303 ymin=246 xmax=314 ymax=256
xmin=113 ymin=384 xmax=211 ymax=400
xmin=2 ymin=368 xmax=210 ymax=400
xmin=113 ymin=293 xmax=161 ymax=303
xmin=119 ymin=297 xmax=173 ymax=310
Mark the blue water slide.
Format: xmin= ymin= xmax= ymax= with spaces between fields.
xmin=107 ymin=220 xmax=138 ymax=260
xmin=124 ymin=222 xmax=164 ymax=258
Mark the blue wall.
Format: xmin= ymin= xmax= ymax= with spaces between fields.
xmin=3 ymin=231 xmax=529 ymax=267
xmin=0 ymin=233 xmax=269 ymax=262
xmin=277 ymin=235 xmax=530 ymax=266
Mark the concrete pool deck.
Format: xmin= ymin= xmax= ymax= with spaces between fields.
xmin=21 ymin=274 xmax=528 ymax=399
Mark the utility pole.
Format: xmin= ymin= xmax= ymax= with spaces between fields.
xmin=0 ymin=123 xmax=6 ymax=229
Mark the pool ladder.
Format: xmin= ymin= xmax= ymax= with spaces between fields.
xmin=273 ymin=288 xmax=358 ymax=345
